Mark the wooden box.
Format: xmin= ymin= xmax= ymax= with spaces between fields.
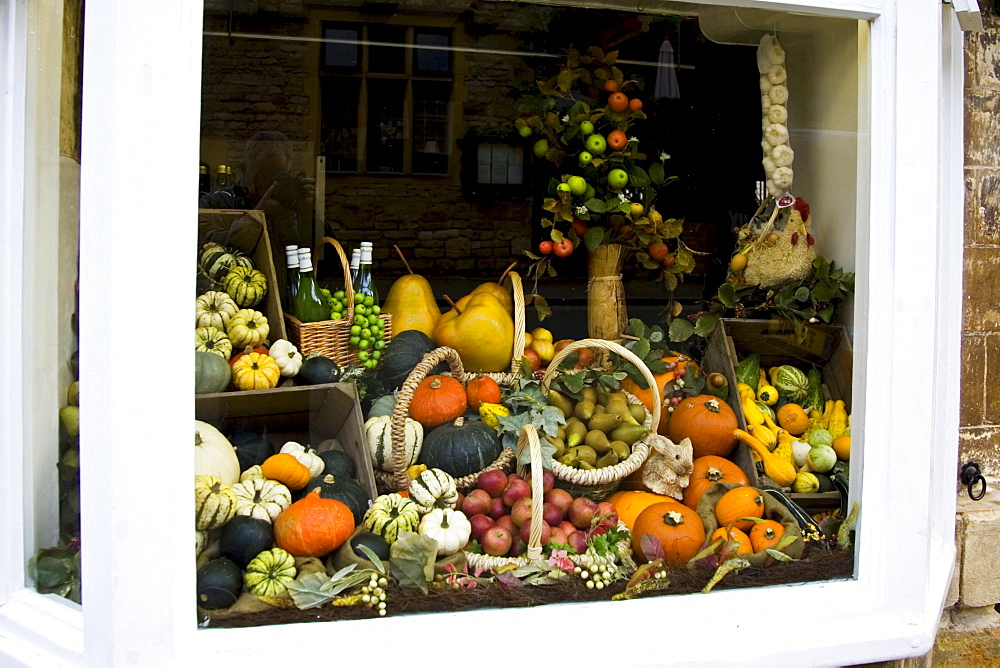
xmin=195 ymin=383 xmax=376 ymax=504
xmin=198 ymin=208 xmax=287 ymax=343
xmin=706 ymin=318 xmax=853 ymax=512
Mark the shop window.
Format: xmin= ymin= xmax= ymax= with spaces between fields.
xmin=320 ymin=23 xmax=454 ymax=175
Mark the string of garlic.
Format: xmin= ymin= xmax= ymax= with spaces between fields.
xmin=758 ymin=35 xmax=793 ymax=199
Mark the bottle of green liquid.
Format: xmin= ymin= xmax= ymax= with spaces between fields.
xmin=294 ymin=249 xmax=329 ymax=323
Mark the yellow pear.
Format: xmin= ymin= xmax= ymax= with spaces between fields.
xmin=434 ymin=292 xmax=513 ymax=372
xmin=455 ymin=281 xmax=512 ymax=314
xmin=382 ymin=273 xmax=441 ymax=338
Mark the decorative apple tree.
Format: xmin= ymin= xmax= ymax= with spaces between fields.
xmin=515 ymin=46 xmax=702 ymax=339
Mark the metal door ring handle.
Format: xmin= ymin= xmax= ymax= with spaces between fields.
xmin=969 ymin=474 xmax=987 ymax=501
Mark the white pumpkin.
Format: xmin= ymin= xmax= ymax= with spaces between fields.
xmin=231 ymin=478 xmax=292 ymax=522
xmin=195 ymin=291 xmax=239 ymax=330
xmin=409 ymin=468 xmax=458 ymax=511
xmin=195 ymin=420 xmax=240 ymax=484
xmin=268 ymin=339 xmax=303 ymax=377
xmin=240 ymin=465 xmax=266 ymax=482
xmin=419 ymin=508 xmax=472 ymax=556
xmin=280 ymin=441 xmax=325 ymax=477
xmin=365 ymin=415 xmax=423 ymax=473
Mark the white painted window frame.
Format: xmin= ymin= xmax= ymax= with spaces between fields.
xmin=0 ymin=0 xmax=965 ymax=665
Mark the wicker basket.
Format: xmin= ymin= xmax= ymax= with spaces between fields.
xmin=465 ymin=423 xmax=634 ymax=574
xmin=540 ymin=338 xmax=663 ymax=501
xmin=453 ymin=269 xmax=526 ymax=387
xmin=375 ymin=346 xmax=515 ymax=493
xmin=283 ymin=236 xmax=392 ymax=366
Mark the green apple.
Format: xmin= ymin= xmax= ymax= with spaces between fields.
xmin=607 ymin=168 xmax=629 ymax=189
xmin=585 ymin=134 xmax=607 ymax=155
xmin=567 ymin=176 xmax=588 ymax=196
xmin=579 ymin=120 xmax=594 ymax=135
xmin=518 ymin=125 xmax=532 ymax=138
xmin=533 ymin=138 xmax=550 ymax=158
xmin=578 ymin=151 xmax=593 ymax=166
xmin=584 ymin=184 xmax=596 ymax=201
xmin=556 ymin=182 xmax=572 ymax=193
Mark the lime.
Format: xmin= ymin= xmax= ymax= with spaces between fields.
xmin=579 ymin=120 xmax=594 ymax=135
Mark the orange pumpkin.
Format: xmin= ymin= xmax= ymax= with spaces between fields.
xmin=631 ymin=500 xmax=706 ymax=566
xmin=715 ymin=486 xmax=764 ymax=532
xmin=606 ymin=490 xmax=676 ymax=531
xmin=750 ymin=519 xmax=786 ymax=553
xmin=666 ymin=395 xmax=738 ymax=458
xmin=466 ymin=375 xmax=501 ymax=411
xmin=711 ymin=526 xmax=753 ymax=556
xmin=409 ymin=375 xmax=467 ymax=428
xmin=261 ymin=453 xmax=311 ymax=491
xmin=274 ymin=490 xmax=355 ymax=557
xmin=682 ymin=456 xmax=749 ymax=510
xmin=776 ymin=403 xmax=809 ymax=436
xmin=621 ymin=354 xmax=700 ymax=435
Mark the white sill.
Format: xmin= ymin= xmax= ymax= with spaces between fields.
xmin=0 ymin=588 xmax=82 ymax=666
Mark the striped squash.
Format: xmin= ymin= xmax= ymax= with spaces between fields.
xmin=231 ymin=478 xmax=292 ymax=523
xmin=227 ymin=309 xmax=269 ymax=349
xmin=199 ymin=243 xmax=237 ymax=282
xmin=773 ymin=365 xmax=810 ymax=402
xmin=245 ymin=547 xmax=296 ymax=597
xmin=408 ymin=468 xmax=458 ymax=511
xmin=195 ymin=291 xmax=239 ymax=330
xmin=228 ymin=247 xmax=254 ymax=270
xmin=362 ymin=493 xmax=421 ymax=544
xmin=223 ymin=267 xmax=267 ymax=308
xmin=195 ymin=326 xmax=233 ymax=360
xmin=195 ymin=475 xmax=238 ymax=530
xmin=364 ymin=415 xmax=423 ymax=473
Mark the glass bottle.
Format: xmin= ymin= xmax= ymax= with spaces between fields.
xmin=284 ymin=245 xmax=299 ymax=311
xmin=349 ymin=248 xmax=360 ymax=286
xmin=294 ymin=249 xmax=329 ymax=323
xmin=215 ymin=164 xmax=230 ymax=189
xmin=199 ymin=164 xmax=210 ymax=195
xmin=356 ymin=242 xmax=378 ymax=302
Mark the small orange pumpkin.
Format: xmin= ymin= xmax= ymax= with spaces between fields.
xmin=409 ymin=375 xmax=467 ymax=428
xmin=606 ymin=490 xmax=677 ymax=531
xmin=666 ymin=395 xmax=738 ymax=458
xmin=682 ymin=456 xmax=749 ymax=510
xmin=232 ymin=351 xmax=281 ymax=391
xmin=631 ymin=500 xmax=706 ymax=566
xmin=715 ymin=486 xmax=764 ymax=532
xmin=620 ymin=354 xmax=700 ymax=434
xmin=261 ymin=453 xmax=311 ymax=491
xmin=274 ymin=490 xmax=355 ymax=557
xmin=711 ymin=526 xmax=753 ymax=556
xmin=776 ymin=403 xmax=809 ymax=436
xmin=465 ymin=375 xmax=501 ymax=411
xmin=750 ymin=519 xmax=786 ymax=553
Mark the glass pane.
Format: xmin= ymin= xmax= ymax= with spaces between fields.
xmin=368 ymin=25 xmax=407 ymax=74
xmin=323 ymin=25 xmax=361 ymax=70
xmin=366 ymin=79 xmax=406 ymax=173
xmin=322 ymin=78 xmax=361 ymax=172
xmin=412 ymin=80 xmax=450 ymax=174
xmin=415 ymin=30 xmax=451 ymax=73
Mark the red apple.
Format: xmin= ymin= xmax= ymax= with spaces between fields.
xmin=559 ymin=520 xmax=577 ymax=536
xmin=542 ymin=502 xmax=563 ymax=527
xmin=477 ymin=469 xmax=508 ymax=498
xmin=550 ymin=526 xmax=569 ymax=546
xmin=455 ymin=492 xmax=465 ymax=511
xmin=510 ymin=497 xmax=534 ymax=527
xmin=553 ymin=339 xmax=574 ymax=353
xmin=508 ymin=473 xmax=523 ymax=483
xmin=495 ymin=515 xmax=517 ymax=538
xmin=508 ymin=536 xmax=526 ymax=557
xmin=482 ymin=526 xmax=513 ymax=557
xmin=488 ymin=496 xmax=507 ymax=520
xmin=520 ymin=519 xmax=551 ymax=546
xmin=523 ymin=348 xmax=542 ymax=372
xmin=569 ymin=497 xmax=599 ymax=530
xmin=567 ymin=530 xmax=588 ymax=555
xmin=526 ymin=468 xmax=555 ymax=493
xmin=544 ymin=488 xmax=574 ymax=517
xmin=468 ymin=513 xmax=495 ymax=542
xmin=596 ymin=501 xmax=619 ymax=529
xmin=502 ymin=478 xmax=531 ymax=508
xmin=462 ymin=488 xmax=493 ymax=517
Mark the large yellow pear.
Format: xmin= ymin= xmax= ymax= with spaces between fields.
xmin=382 ymin=274 xmax=441 ymax=338
xmin=433 ymin=292 xmax=513 ymax=372
xmin=455 ymin=281 xmax=512 ymax=314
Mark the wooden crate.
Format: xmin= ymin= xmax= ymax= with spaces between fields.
xmin=707 ymin=318 xmax=853 ymax=511
xmin=195 ymin=382 xmax=376 ymax=504
xmin=198 ymin=209 xmax=287 ymax=343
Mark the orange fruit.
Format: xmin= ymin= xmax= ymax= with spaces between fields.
xmin=832 ymin=434 xmax=851 ymax=460
xmin=776 ymin=403 xmax=809 ymax=436
xmin=607 ymin=130 xmax=628 ymax=151
xmin=608 ymin=92 xmax=629 ymax=112
xmin=629 ymin=97 xmax=643 ymax=111
xmin=604 ymin=79 xmax=619 ymax=92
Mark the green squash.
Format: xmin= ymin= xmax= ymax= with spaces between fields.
xmin=419 ymin=417 xmax=502 ymax=479
xmin=244 ymin=547 xmax=296 ymax=597
xmin=197 ymin=557 xmax=243 ymax=610
xmin=308 ymin=474 xmax=369 ymax=525
xmin=735 ymin=352 xmax=761 ymax=391
xmin=223 ymin=267 xmax=267 ymax=308
xmin=350 ymin=532 xmax=390 ymax=562
xmin=196 ymin=351 xmax=232 ymax=394
xmin=362 ymin=493 xmax=421 ymax=544
xmin=367 ymin=393 xmax=398 ymax=419
xmin=773 ymin=365 xmax=810 ymax=402
xmin=219 ymin=515 xmax=274 ymax=568
xmin=375 ymin=330 xmax=448 ymax=391
xmin=297 ymin=356 xmax=342 ymax=385
xmin=318 ymin=449 xmax=357 ymax=479
xmin=231 ymin=431 xmax=275 ymax=472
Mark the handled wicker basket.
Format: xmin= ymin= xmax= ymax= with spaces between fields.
xmin=376 ymin=345 xmax=515 ymax=493
xmin=452 ymin=268 xmax=526 ymax=387
xmin=464 ymin=423 xmax=634 ymax=574
xmin=540 ymin=339 xmax=663 ymax=501
xmin=283 ymin=236 xmax=392 ymax=366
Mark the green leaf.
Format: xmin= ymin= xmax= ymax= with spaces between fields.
xmin=559 ymin=371 xmax=587 ymax=394
xmin=649 ymin=329 xmax=664 ymax=343
xmin=669 ymin=318 xmax=695 ymax=342
xmin=663 ymin=271 xmax=678 ymax=292
xmin=531 ymin=293 xmax=552 ymax=321
xmin=583 ymin=226 xmax=605 ymax=252
xmin=634 ymin=338 xmax=651 ymax=360
xmin=599 ymin=374 xmax=617 ymax=387
xmin=627 ymin=165 xmax=651 ymax=187
xmin=636 ymin=252 xmax=660 ymax=270
xmin=673 ymin=248 xmax=696 ymax=274
xmin=811 ymin=282 xmax=836 ymax=302
xmin=718 ymin=282 xmax=737 ymax=308
xmin=354 ymin=545 xmax=386 ymax=574
xmin=649 ymin=162 xmax=665 ymax=186
xmin=627 ymin=318 xmax=646 ymax=339
xmin=287 ymin=572 xmax=335 ymax=610
xmin=794 ymin=287 xmax=810 ymax=302
xmin=618 ymin=201 xmax=633 ymax=214
xmin=623 ymin=364 xmax=648 ymax=388
xmin=646 ymin=358 xmax=668 ymax=374
xmin=390 ymin=532 xmax=438 ymax=594
xmin=659 ymin=218 xmax=683 ymax=240
xmin=694 ymin=312 xmax=720 ymax=338
xmin=496 ymin=411 xmax=532 ymax=435
xmin=535 ymin=405 xmax=567 ymax=438
xmin=584 ymin=198 xmax=606 ymax=213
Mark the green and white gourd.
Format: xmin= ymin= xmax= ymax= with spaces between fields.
xmin=244 ymin=547 xmax=297 ymax=597
xmin=240 ymin=465 xmax=266 ymax=482
xmin=362 ymin=493 xmax=422 ymax=544
xmin=408 ymin=468 xmax=458 ymax=511
xmin=231 ymin=478 xmax=292 ymax=522
xmin=195 ymin=291 xmax=240 ymax=330
xmin=200 ymin=243 xmax=238 ymax=283
xmin=223 ymin=267 xmax=267 ymax=308
xmin=195 ymin=475 xmax=238 ymax=530
xmin=196 ymin=530 xmax=208 ymax=558
xmin=195 ymin=326 xmax=233 ymax=360
xmin=280 ymin=442 xmax=325 ymax=478
xmin=364 ymin=414 xmax=423 ymax=473
xmin=773 ymin=365 xmax=810 ymax=402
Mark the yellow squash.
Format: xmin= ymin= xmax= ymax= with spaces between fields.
xmin=734 ymin=429 xmax=797 ymax=487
